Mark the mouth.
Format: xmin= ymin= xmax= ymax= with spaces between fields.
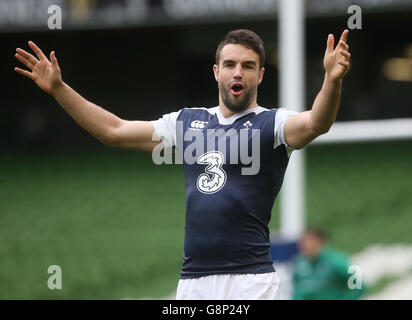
xmin=230 ymin=82 xmax=245 ymax=96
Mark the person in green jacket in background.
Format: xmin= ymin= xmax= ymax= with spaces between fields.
xmin=293 ymin=228 xmax=365 ymax=300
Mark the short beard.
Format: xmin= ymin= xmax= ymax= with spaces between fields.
xmin=219 ymin=82 xmax=255 ymax=113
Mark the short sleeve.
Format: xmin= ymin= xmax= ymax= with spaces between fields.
xmin=274 ymin=108 xmax=299 ymax=150
xmin=151 ymin=110 xmax=182 ymax=149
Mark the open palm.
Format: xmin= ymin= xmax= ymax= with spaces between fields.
xmin=15 ymin=41 xmax=62 ymax=94
xmin=324 ymin=30 xmax=351 ymax=82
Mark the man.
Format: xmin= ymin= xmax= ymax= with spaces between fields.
xmin=14 ymin=29 xmax=350 ymax=299
xmin=293 ymin=229 xmax=365 ymax=300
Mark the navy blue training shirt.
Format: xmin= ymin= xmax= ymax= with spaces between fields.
xmin=152 ymin=106 xmax=297 ymax=279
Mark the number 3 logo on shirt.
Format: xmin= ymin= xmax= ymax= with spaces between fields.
xmin=196 ymin=151 xmax=227 ymax=194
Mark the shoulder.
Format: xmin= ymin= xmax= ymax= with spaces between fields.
xmin=324 ymin=248 xmax=349 ymax=261
xmin=177 ymin=106 xmax=218 ymax=124
xmin=249 ymin=107 xmax=277 ymax=125
xmin=255 ymin=107 xmax=298 ymax=122
xmin=275 ymin=108 xmax=299 ymax=121
xmin=252 ymin=106 xmax=277 ymax=116
xmin=181 ymin=106 xmax=218 ymax=114
xmin=177 ymin=106 xmax=216 ymax=118
xmin=322 ymin=248 xmax=350 ymax=271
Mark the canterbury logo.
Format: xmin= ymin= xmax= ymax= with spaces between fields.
xmin=190 ymin=120 xmax=208 ymax=129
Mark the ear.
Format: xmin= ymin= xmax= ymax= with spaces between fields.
xmin=213 ymin=64 xmax=219 ymax=82
xmin=258 ymin=67 xmax=265 ymax=85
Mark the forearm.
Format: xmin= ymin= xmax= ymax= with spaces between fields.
xmin=310 ymin=73 xmax=342 ymax=134
xmin=283 ymin=30 xmax=349 ymax=149
xmin=52 ymin=82 xmax=122 ymax=145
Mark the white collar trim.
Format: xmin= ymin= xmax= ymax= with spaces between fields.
xmin=215 ymin=105 xmax=268 ymax=125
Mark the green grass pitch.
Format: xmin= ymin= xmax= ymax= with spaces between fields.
xmin=0 ymin=141 xmax=411 ymax=299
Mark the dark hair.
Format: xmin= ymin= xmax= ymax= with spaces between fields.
xmin=215 ymin=29 xmax=265 ymax=69
xmin=305 ymin=228 xmax=329 ymax=243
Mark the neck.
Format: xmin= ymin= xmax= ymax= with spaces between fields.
xmin=218 ymin=99 xmax=259 ymax=118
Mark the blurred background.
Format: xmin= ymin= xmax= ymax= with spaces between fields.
xmin=1 ymin=0 xmax=412 ymax=299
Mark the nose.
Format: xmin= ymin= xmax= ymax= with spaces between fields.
xmin=233 ymin=63 xmax=243 ymax=79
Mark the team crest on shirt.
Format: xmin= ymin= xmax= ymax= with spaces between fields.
xmin=196 ymin=151 xmax=227 ymax=194
xmin=243 ymin=120 xmax=253 ymax=129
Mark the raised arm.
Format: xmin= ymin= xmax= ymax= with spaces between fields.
xmin=14 ymin=41 xmax=160 ymax=152
xmin=284 ymin=30 xmax=351 ymax=150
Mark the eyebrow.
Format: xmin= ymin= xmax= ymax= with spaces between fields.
xmin=243 ymin=60 xmax=257 ymax=67
xmin=222 ymin=59 xmax=257 ymax=66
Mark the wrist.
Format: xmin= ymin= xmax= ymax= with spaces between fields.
xmin=50 ymin=80 xmax=66 ymax=98
xmin=324 ymin=72 xmax=342 ymax=86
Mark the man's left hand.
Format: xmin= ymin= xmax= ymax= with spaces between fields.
xmin=324 ymin=29 xmax=351 ymax=82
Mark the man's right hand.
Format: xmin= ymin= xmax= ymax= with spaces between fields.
xmin=15 ymin=41 xmax=63 ymax=95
